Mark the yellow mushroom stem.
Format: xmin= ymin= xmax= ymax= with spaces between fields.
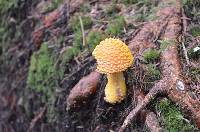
xmin=104 ymin=72 xmax=126 ymax=104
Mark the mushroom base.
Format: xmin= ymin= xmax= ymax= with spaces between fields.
xmin=104 ymin=72 xmax=126 ymax=104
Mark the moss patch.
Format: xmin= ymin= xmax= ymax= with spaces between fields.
xmin=143 ymin=49 xmax=160 ymax=63
xmin=106 ymin=16 xmax=125 ymax=36
xmin=27 ymin=43 xmax=65 ymax=121
xmin=120 ymin=0 xmax=138 ymax=5
xmin=146 ymin=64 xmax=161 ymax=80
xmin=156 ymin=98 xmax=198 ymax=132
xmin=27 ymin=43 xmax=63 ymax=98
xmin=69 ymin=16 xmax=93 ymax=32
xmin=189 ymin=26 xmax=200 ymax=37
xmin=87 ymin=30 xmax=105 ymax=50
xmin=0 ymin=0 xmax=18 ymax=14
xmin=73 ymin=30 xmax=83 ymax=50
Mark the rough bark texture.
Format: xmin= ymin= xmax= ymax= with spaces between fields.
xmin=163 ymin=7 xmax=200 ymax=129
xmin=66 ymin=71 xmax=101 ymax=110
xmin=119 ymin=0 xmax=200 ymax=131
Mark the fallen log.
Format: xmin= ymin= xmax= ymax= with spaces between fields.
xmin=119 ymin=0 xmax=200 ymax=131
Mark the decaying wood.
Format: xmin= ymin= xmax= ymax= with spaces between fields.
xmin=66 ymin=71 xmax=101 ymax=110
xmin=120 ymin=1 xmax=200 ymax=131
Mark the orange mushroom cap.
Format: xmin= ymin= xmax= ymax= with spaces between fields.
xmin=92 ymin=38 xmax=133 ymax=74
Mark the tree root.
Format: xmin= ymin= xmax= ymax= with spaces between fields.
xmin=119 ymin=1 xmax=200 ymax=131
xmin=64 ymin=0 xmax=200 ymax=130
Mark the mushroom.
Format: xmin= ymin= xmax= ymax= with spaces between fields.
xmin=92 ymin=38 xmax=133 ymax=104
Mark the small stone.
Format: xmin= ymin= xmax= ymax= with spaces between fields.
xmin=176 ymin=80 xmax=185 ymax=91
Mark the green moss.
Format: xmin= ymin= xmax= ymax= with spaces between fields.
xmin=189 ymin=26 xmax=200 ymax=37
xmin=0 ymin=0 xmax=18 ymax=53
xmin=184 ymin=0 xmax=200 ymax=19
xmin=69 ymin=16 xmax=93 ymax=52
xmin=87 ymin=31 xmax=105 ymax=50
xmin=69 ymin=16 xmax=93 ymax=32
xmin=188 ymin=46 xmax=200 ymax=60
xmin=106 ymin=16 xmax=125 ymax=36
xmin=188 ymin=67 xmax=200 ymax=81
xmin=143 ymin=49 xmax=160 ymax=63
xmin=27 ymin=43 xmax=59 ymax=97
xmin=146 ymin=64 xmax=161 ymax=80
xmin=0 ymin=0 xmax=17 ymax=14
xmin=73 ymin=30 xmax=83 ymax=50
xmin=156 ymin=99 xmax=198 ymax=132
xmin=120 ymin=0 xmax=138 ymax=5
xmin=27 ymin=42 xmax=66 ymax=122
xmin=189 ymin=67 xmax=200 ymax=76
xmin=143 ymin=64 xmax=160 ymax=91
xmin=60 ymin=47 xmax=79 ymax=65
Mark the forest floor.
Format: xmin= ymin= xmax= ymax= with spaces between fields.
xmin=0 ymin=0 xmax=200 ymax=132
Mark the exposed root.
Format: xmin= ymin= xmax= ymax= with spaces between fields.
xmin=66 ymin=71 xmax=101 ymax=110
xmin=161 ymin=3 xmax=200 ymax=128
xmin=63 ymin=0 xmax=200 ymax=130
xmin=120 ymin=0 xmax=200 ymax=131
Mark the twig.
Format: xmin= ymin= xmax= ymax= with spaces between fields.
xmin=181 ymin=8 xmax=190 ymax=65
xmin=79 ymin=16 xmax=86 ymax=47
xmin=28 ymin=106 xmax=47 ymax=132
xmin=181 ymin=40 xmax=190 ymax=65
xmin=119 ymin=85 xmax=165 ymax=132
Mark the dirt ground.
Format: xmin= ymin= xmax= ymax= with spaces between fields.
xmin=0 ymin=0 xmax=200 ymax=132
